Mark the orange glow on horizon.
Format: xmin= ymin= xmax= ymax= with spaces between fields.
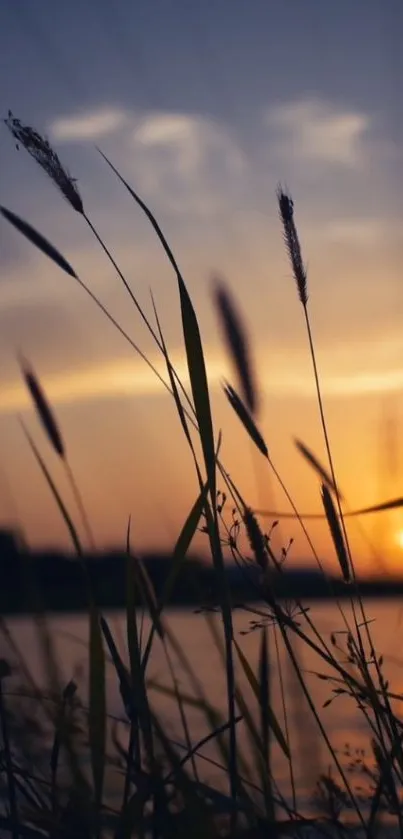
xmin=0 ymin=351 xmax=403 ymax=423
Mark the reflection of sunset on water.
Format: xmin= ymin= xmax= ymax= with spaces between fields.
xmin=5 ymin=600 xmax=403 ymax=810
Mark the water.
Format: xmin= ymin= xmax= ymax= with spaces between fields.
xmin=3 ymin=599 xmax=403 ymax=817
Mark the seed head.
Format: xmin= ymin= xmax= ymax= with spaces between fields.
xmin=5 ymin=111 xmax=84 ymax=215
xmin=243 ymin=507 xmax=268 ymax=571
xmin=276 ymin=185 xmax=308 ymax=307
xmin=19 ymin=353 xmax=65 ymax=459
xmin=214 ymin=277 xmax=258 ymax=415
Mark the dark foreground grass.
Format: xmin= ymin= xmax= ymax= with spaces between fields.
xmin=1 ymin=115 xmax=403 ymax=837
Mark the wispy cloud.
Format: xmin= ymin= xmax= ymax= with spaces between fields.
xmin=0 ymin=354 xmax=223 ymax=413
xmin=133 ymin=111 xmax=244 ymax=176
xmin=265 ymin=97 xmax=370 ymax=167
xmin=48 ymin=104 xmax=246 ymax=216
xmin=3 ymin=331 xmax=403 ymax=416
xmin=318 ymin=218 xmax=394 ymax=246
xmin=129 ymin=110 xmax=246 ymax=215
xmin=50 ymin=107 xmax=129 ymax=141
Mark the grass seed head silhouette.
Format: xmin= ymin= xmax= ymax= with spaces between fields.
xmin=243 ymin=507 xmax=268 ymax=571
xmin=213 ymin=277 xmax=258 ymax=415
xmin=19 ymin=354 xmax=65 ymax=460
xmin=277 ymin=185 xmax=308 ymax=307
xmin=5 ymin=111 xmax=84 ymax=215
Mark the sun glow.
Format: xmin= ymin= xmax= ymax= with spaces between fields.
xmin=395 ymin=530 xmax=403 ymax=551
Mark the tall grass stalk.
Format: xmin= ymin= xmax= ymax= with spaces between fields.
xmin=276 ymin=188 xmax=352 ymax=573
xmin=277 ymin=193 xmax=382 ymax=657
xmin=277 ymin=187 xmax=401 ymax=813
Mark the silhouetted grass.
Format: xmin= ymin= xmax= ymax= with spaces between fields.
xmin=1 ymin=115 xmax=403 ymax=837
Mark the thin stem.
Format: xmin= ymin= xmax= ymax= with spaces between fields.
xmin=84 ymin=214 xmax=161 ymax=348
xmin=303 ymin=306 xmax=352 ymax=564
xmin=273 ymin=622 xmax=297 ymax=812
xmin=302 ymin=304 xmax=392 ymax=764
xmin=73 ymin=272 xmax=176 ymax=400
xmin=64 ymin=459 xmax=95 ymax=551
xmin=163 ymin=641 xmax=199 ymax=784
xmin=275 ymin=621 xmax=365 ymax=828
xmin=84 ymin=214 xmax=194 ymax=415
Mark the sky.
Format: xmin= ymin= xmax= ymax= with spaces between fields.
xmin=1 ymin=0 xmax=403 ymax=574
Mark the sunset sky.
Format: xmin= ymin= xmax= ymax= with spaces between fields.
xmin=1 ymin=0 xmax=403 ymax=574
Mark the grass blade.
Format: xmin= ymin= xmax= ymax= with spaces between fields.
xmin=97 ymin=150 xmax=181 ymax=276
xmin=165 ymin=715 xmax=243 ymax=780
xmin=178 ymin=274 xmax=216 ymax=491
xmin=295 ymin=438 xmax=343 ymax=500
xmin=259 ymin=628 xmax=269 ymax=766
xmin=139 ymin=479 xmax=211 ymax=684
xmin=125 ymin=526 xmax=155 ymax=805
xmin=88 ymin=603 xmax=106 ymax=824
xmin=98 ymin=153 xmax=216 ymax=490
xmin=50 ymin=680 xmax=77 ymax=811
xmin=321 ymin=483 xmax=350 ymax=582
xmin=124 ymin=523 xmax=143 ymax=821
xmin=99 ymin=616 xmax=134 ymax=721
xmin=162 ymin=479 xmax=210 ymax=606
xmin=0 ymin=206 xmax=77 ymax=278
xmin=259 ymin=628 xmax=274 ymax=823
xmin=126 ymin=519 xmax=142 ymax=690
xmin=233 ymin=638 xmax=290 ymax=760
xmin=349 ymin=497 xmax=403 ymax=516
xmin=150 ymin=291 xmax=194 ymax=450
xmin=257 ymin=495 xmax=403 ymax=520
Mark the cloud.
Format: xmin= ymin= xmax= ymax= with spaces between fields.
xmin=265 ymin=97 xmax=370 ymax=167
xmin=50 ymin=107 xmax=129 ymax=141
xmin=47 ymin=104 xmax=246 ymax=217
xmin=0 ymin=354 xmax=194 ymax=414
xmin=134 ymin=112 xmax=244 ymax=177
xmin=130 ymin=111 xmax=246 ymax=215
xmin=135 ymin=113 xmax=199 ymax=149
xmin=318 ymin=218 xmax=393 ymax=247
xmin=2 ymin=326 xmax=403 ymax=416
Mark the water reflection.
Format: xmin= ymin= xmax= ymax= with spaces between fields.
xmin=3 ymin=599 xmax=403 ymax=811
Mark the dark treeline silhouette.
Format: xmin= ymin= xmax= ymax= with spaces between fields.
xmin=1 ymin=528 xmax=401 ymax=615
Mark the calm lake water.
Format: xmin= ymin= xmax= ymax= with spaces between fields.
xmin=4 ymin=599 xmax=403 ymax=812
